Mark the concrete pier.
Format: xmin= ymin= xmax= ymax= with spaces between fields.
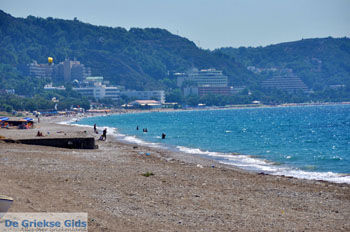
xmin=2 ymin=137 xmax=96 ymax=149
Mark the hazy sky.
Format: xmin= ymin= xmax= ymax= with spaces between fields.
xmin=1 ymin=0 xmax=349 ymax=49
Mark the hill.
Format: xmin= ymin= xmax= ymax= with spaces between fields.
xmin=217 ymin=37 xmax=350 ymax=90
xmin=0 ymin=10 xmax=255 ymax=92
xmin=0 ymin=10 xmax=349 ymax=107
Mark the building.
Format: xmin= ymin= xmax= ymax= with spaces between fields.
xmin=198 ymin=86 xmax=233 ymax=96
xmin=176 ymin=68 xmax=228 ymax=88
xmin=128 ymin=100 xmax=162 ymax=109
xmin=183 ymin=86 xmax=234 ymax=97
xmin=72 ymin=76 xmax=125 ymax=101
xmin=73 ymin=85 xmax=121 ymax=101
xmin=53 ymin=59 xmax=91 ymax=82
xmin=183 ymin=87 xmax=199 ymax=97
xmin=73 ymin=87 xmax=165 ymax=103
xmin=44 ymin=84 xmax=66 ymax=91
xmin=71 ymin=61 xmax=91 ymax=81
xmin=104 ymin=87 xmax=121 ymax=100
xmin=28 ymin=59 xmax=90 ymax=82
xmin=261 ymin=76 xmax=308 ymax=92
xmin=29 ymin=61 xmax=53 ymax=79
xmin=176 ymin=68 xmax=233 ymax=97
xmin=120 ymin=90 xmax=165 ymax=104
xmin=85 ymin=76 xmax=104 ymax=86
xmin=231 ymin=86 xmax=246 ymax=94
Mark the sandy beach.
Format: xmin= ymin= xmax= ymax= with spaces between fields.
xmin=0 ymin=116 xmax=349 ymax=231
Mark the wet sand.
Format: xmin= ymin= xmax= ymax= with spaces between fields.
xmin=0 ymin=116 xmax=349 ymax=231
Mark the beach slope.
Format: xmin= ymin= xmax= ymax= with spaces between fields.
xmin=0 ymin=118 xmax=349 ymax=231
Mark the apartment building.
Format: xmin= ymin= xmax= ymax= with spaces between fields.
xmin=261 ymin=76 xmax=309 ymax=92
xmin=176 ymin=68 xmax=228 ymax=88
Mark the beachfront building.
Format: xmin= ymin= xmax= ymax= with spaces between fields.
xmin=197 ymin=86 xmax=233 ymax=96
xmin=120 ymin=90 xmax=165 ymax=104
xmin=72 ymin=76 xmax=122 ymax=100
xmin=176 ymin=68 xmax=228 ymax=88
xmin=176 ymin=68 xmax=233 ymax=97
xmin=128 ymin=100 xmax=162 ymax=109
xmin=72 ymin=76 xmax=165 ymax=102
xmin=73 ymin=85 xmax=121 ymax=101
xmin=261 ymin=76 xmax=309 ymax=92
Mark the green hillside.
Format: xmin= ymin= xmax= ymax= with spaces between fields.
xmin=217 ymin=37 xmax=350 ymax=90
xmin=0 ymin=9 xmax=349 ymax=108
xmin=0 ymin=10 xmax=254 ymax=92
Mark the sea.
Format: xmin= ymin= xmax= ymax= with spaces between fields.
xmin=73 ymin=104 xmax=350 ymax=184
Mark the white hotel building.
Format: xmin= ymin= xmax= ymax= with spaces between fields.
xmin=72 ymin=77 xmax=165 ymax=103
xmin=176 ymin=68 xmax=228 ymax=88
xmin=176 ymin=68 xmax=232 ymax=97
xmin=73 ymin=85 xmax=121 ymax=101
xmin=73 ymin=87 xmax=165 ymax=103
xmin=46 ymin=76 xmax=166 ymax=103
xmin=120 ymin=90 xmax=165 ymax=104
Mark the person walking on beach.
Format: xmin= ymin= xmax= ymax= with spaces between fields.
xmin=102 ymin=128 xmax=107 ymax=141
xmin=94 ymin=124 xmax=97 ymax=134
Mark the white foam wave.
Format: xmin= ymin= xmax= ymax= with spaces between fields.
xmin=176 ymin=146 xmax=219 ymax=156
xmin=58 ymin=118 xmax=80 ymax=125
xmin=116 ymin=133 xmax=162 ymax=148
xmin=272 ymin=169 xmax=350 ymax=184
xmin=176 ymin=146 xmax=350 ymax=184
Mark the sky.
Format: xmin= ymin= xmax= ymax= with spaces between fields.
xmin=1 ymin=0 xmax=349 ymax=50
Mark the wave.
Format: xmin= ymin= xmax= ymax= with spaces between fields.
xmin=67 ymin=118 xmax=350 ymax=184
xmin=115 ymin=133 xmax=162 ymax=149
xmin=58 ymin=117 xmax=80 ymax=125
xmin=176 ymin=146 xmax=350 ymax=184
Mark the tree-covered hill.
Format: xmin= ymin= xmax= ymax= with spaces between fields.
xmin=1 ymin=9 xmax=349 ymax=106
xmin=0 ymin=10 xmax=255 ymax=91
xmin=217 ymin=37 xmax=350 ymax=90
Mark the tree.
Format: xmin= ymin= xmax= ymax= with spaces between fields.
xmin=166 ymin=89 xmax=183 ymax=103
xmin=185 ymin=95 xmax=200 ymax=106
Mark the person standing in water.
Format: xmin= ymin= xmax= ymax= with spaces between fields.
xmin=102 ymin=128 xmax=107 ymax=140
xmin=162 ymin=133 xmax=166 ymax=139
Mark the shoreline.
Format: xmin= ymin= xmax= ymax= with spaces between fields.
xmin=0 ymin=115 xmax=349 ymax=231
xmin=70 ymin=108 xmax=350 ymax=185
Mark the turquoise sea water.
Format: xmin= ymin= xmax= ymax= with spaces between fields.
xmin=74 ymin=105 xmax=350 ymax=183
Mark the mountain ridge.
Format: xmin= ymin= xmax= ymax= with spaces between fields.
xmin=0 ymin=9 xmax=349 ymax=104
xmin=0 ymin=10 xmax=255 ymax=91
xmin=216 ymin=37 xmax=350 ymax=90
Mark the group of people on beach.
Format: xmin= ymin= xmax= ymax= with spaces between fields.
xmin=93 ymin=123 xmax=166 ymax=142
xmin=136 ymin=125 xmax=166 ymax=139
xmin=94 ymin=124 xmax=107 ymax=141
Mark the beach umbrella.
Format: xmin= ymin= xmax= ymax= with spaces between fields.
xmin=23 ymin=117 xmax=34 ymax=121
xmin=0 ymin=117 xmax=9 ymax=121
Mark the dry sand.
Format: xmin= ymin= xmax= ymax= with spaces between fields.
xmin=0 ymin=116 xmax=349 ymax=231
